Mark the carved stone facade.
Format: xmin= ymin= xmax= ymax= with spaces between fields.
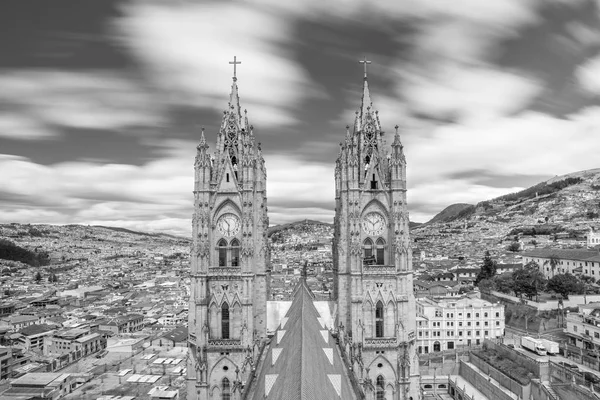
xmin=187 ymin=75 xmax=269 ymax=400
xmin=333 ymin=72 xmax=421 ymax=400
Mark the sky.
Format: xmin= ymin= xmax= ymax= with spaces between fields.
xmin=1 ymin=0 xmax=600 ymax=237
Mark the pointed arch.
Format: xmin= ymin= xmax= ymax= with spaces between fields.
xmin=375 ymin=300 xmax=384 ymax=338
xmin=222 ymin=377 xmax=231 ymax=400
xmin=368 ymin=356 xmax=397 ymax=381
xmin=208 ymin=355 xmax=237 ymax=379
xmin=214 ymin=199 xmax=242 ymax=218
xmin=221 ymin=302 xmax=230 ymax=339
xmin=376 ymin=375 xmax=385 ymax=400
xmin=361 ymin=199 xmax=389 ymax=219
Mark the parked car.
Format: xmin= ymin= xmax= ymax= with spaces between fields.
xmin=584 ymin=371 xmax=600 ymax=384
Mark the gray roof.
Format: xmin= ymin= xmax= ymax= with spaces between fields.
xmin=248 ymin=281 xmax=357 ymax=399
xmin=522 ymin=249 xmax=600 ymax=262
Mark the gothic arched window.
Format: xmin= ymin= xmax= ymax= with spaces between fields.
xmin=376 ymin=238 xmax=386 ymax=265
xmin=230 ymin=239 xmax=240 ymax=267
xmin=221 ymin=303 xmax=230 ymax=339
xmin=218 ymin=239 xmax=227 ymax=267
xmin=376 ymin=375 xmax=385 ymax=400
xmin=363 ymin=238 xmax=374 ymax=265
xmin=375 ymin=301 xmax=384 ymax=338
xmin=222 ymin=377 xmax=231 ymax=400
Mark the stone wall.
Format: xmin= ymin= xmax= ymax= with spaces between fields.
xmin=469 ymin=353 xmax=530 ymax=400
xmin=458 ymin=361 xmax=516 ymax=400
xmin=484 ymin=340 xmax=550 ymax=380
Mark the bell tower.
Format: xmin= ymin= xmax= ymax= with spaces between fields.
xmin=333 ymin=57 xmax=421 ymax=400
xmin=188 ymin=57 xmax=269 ymax=400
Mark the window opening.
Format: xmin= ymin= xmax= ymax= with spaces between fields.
xmin=221 ymin=303 xmax=230 ymax=339
xmin=375 ymin=301 xmax=384 ymax=338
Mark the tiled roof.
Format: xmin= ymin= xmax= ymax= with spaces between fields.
xmin=248 ymin=281 xmax=357 ymax=399
xmin=522 ymin=249 xmax=600 ymax=262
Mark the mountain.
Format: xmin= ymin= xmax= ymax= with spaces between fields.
xmin=0 ymin=223 xmax=191 ymax=270
xmin=413 ymin=168 xmax=600 ymax=259
xmin=426 ymin=203 xmax=475 ymax=225
xmin=268 ymin=219 xmax=332 ymax=237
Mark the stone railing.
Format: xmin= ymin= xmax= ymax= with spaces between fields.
xmin=364 ymin=337 xmax=397 ymax=348
xmin=208 ymin=339 xmax=243 ymax=348
xmin=363 ymin=265 xmax=396 ymax=275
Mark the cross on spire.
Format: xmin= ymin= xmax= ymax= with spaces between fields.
xmin=359 ymin=56 xmax=371 ymax=79
xmin=229 ymin=56 xmax=242 ymax=81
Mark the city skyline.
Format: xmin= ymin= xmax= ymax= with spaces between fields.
xmin=2 ymin=0 xmax=600 ymax=236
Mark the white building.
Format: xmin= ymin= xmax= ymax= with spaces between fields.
xmin=416 ymin=297 xmax=505 ymax=354
xmin=522 ymin=249 xmax=600 ymax=279
xmin=589 ymin=227 xmax=600 ymax=248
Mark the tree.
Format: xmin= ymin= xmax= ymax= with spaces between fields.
xmin=547 ymin=273 xmax=584 ymax=300
xmin=34 ymin=271 xmax=42 ymax=283
xmin=512 ymin=262 xmax=546 ymax=301
xmin=543 ymin=255 xmax=560 ymax=278
xmin=478 ymin=278 xmax=496 ymax=294
xmin=493 ymin=274 xmax=514 ymax=294
xmin=507 ymin=242 xmax=520 ymax=252
xmin=475 ymin=251 xmax=497 ymax=284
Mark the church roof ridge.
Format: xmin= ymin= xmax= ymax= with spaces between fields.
xmin=247 ymin=280 xmax=356 ymax=399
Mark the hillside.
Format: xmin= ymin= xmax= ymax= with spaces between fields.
xmin=0 ymin=223 xmax=190 ymax=271
xmin=267 ymin=219 xmax=332 ymax=237
xmin=413 ymin=168 xmax=600 ymax=260
xmin=426 ymin=203 xmax=475 ymax=225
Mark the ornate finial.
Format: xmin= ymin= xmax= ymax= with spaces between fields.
xmin=395 ymin=125 xmax=399 ymax=133
xmin=244 ymin=109 xmax=247 ymax=114
xmin=355 ymin=110 xmax=359 ymax=115
xmin=250 ymin=125 xmax=254 ymax=131
xmin=358 ymin=55 xmax=372 ymax=79
xmin=229 ymin=56 xmax=241 ymax=81
xmin=346 ymin=125 xmax=350 ymax=130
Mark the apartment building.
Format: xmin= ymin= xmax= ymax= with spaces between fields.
xmin=416 ymin=297 xmax=505 ymax=353
xmin=44 ymin=327 xmax=105 ymax=358
xmin=98 ymin=314 xmax=144 ymax=334
xmin=0 ymin=346 xmax=11 ymax=381
xmin=565 ymin=302 xmax=600 ymax=354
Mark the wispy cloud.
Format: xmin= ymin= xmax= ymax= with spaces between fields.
xmin=116 ymin=2 xmax=325 ymax=128
xmin=0 ymin=70 xmax=164 ymax=140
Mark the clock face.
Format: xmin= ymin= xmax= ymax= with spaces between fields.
xmin=362 ymin=212 xmax=385 ymax=236
xmin=217 ymin=213 xmax=240 ymax=237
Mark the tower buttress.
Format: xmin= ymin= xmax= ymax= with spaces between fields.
xmin=188 ymin=64 xmax=269 ymax=400
xmin=334 ymin=59 xmax=421 ymax=400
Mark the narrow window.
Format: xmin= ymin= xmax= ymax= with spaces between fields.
xmin=363 ymin=238 xmax=374 ymax=265
xmin=222 ymin=377 xmax=230 ymax=400
xmin=375 ymin=301 xmax=384 ymax=338
xmin=371 ymin=174 xmax=378 ymax=189
xmin=376 ymin=238 xmax=386 ymax=265
xmin=376 ymin=375 xmax=385 ymax=400
xmin=226 ymin=173 xmax=230 ymax=182
xmin=230 ymin=239 xmax=240 ymax=267
xmin=218 ymin=239 xmax=227 ymax=267
xmin=221 ymin=303 xmax=230 ymax=339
